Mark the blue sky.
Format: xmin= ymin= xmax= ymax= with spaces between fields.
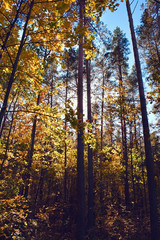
xmin=101 ymin=0 xmax=156 ymax=127
xmin=101 ymin=0 xmax=146 ymax=70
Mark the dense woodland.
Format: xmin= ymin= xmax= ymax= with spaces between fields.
xmin=0 ymin=0 xmax=160 ymax=239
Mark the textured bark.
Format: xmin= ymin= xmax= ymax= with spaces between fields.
xmin=126 ymin=1 xmax=159 ymax=239
xmin=0 ymin=92 xmax=17 ymax=138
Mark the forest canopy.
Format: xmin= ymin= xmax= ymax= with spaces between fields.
xmin=0 ymin=0 xmax=160 ymax=239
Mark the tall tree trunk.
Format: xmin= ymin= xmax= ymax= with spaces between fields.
xmin=126 ymin=1 xmax=159 ymax=239
xmin=129 ymin=122 xmax=136 ymax=209
xmin=64 ymin=67 xmax=68 ymax=205
xmin=139 ymin=125 xmax=148 ymax=215
xmin=86 ymin=59 xmax=94 ymax=239
xmin=100 ymin=64 xmax=105 ymax=215
xmin=24 ymin=93 xmax=40 ymax=198
xmin=63 ymin=65 xmax=69 ymax=235
xmin=123 ymin=116 xmax=130 ymax=208
xmin=77 ymin=0 xmax=85 ymax=239
xmin=33 ymin=167 xmax=45 ymax=215
xmin=132 ymin=97 xmax=138 ymax=151
xmin=109 ymin=109 xmax=113 ymax=146
xmin=118 ymin=63 xmax=130 ymax=208
xmin=0 ymin=0 xmax=34 ymax=131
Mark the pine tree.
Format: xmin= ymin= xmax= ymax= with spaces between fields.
xmin=126 ymin=1 xmax=159 ymax=239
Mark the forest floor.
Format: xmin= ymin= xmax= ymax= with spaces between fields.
xmin=0 ymin=197 xmax=152 ymax=240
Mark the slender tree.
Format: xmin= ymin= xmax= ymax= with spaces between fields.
xmin=126 ymin=1 xmax=159 ymax=239
xmin=0 ymin=0 xmax=34 ymax=133
xmin=111 ymin=27 xmax=130 ymax=208
xmin=24 ymin=94 xmax=40 ymax=198
xmin=77 ymin=0 xmax=85 ymax=239
xmin=86 ymin=59 xmax=94 ymax=239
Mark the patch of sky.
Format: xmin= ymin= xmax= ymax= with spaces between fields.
xmin=100 ymin=0 xmax=157 ymax=129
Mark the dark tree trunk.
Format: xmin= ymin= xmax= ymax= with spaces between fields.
xmin=118 ymin=63 xmax=130 ymax=208
xmin=24 ymin=94 xmax=40 ymax=198
xmin=109 ymin=110 xmax=113 ymax=146
xmin=0 ymin=98 xmax=17 ymax=175
xmin=77 ymin=0 xmax=85 ymax=239
xmin=139 ymin=126 xmax=148 ymax=215
xmin=126 ymin=1 xmax=159 ymax=238
xmin=129 ymin=122 xmax=136 ymax=209
xmin=100 ymin=65 xmax=105 ymax=215
xmin=33 ymin=167 xmax=45 ymax=215
xmin=63 ymin=66 xmax=69 ymax=235
xmin=64 ymin=67 xmax=68 ymax=204
xmin=0 ymin=0 xmax=34 ymax=131
xmin=86 ymin=59 xmax=94 ymax=239
xmin=0 ymin=91 xmax=17 ymax=138
xmin=38 ymin=168 xmax=45 ymax=205
xmin=123 ymin=117 xmax=130 ymax=208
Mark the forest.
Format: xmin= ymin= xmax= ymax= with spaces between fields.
xmin=0 ymin=0 xmax=160 ymax=239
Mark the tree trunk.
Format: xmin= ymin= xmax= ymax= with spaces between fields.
xmin=0 ymin=91 xmax=17 ymax=138
xmin=24 ymin=93 xmax=40 ymax=198
xmin=33 ymin=167 xmax=45 ymax=215
xmin=126 ymin=1 xmax=159 ymax=238
xmin=0 ymin=0 xmax=34 ymax=130
xmin=86 ymin=59 xmax=94 ymax=239
xmin=129 ymin=122 xmax=136 ymax=209
xmin=77 ymin=0 xmax=85 ymax=239
xmin=0 ymin=98 xmax=17 ymax=175
xmin=118 ymin=63 xmax=130 ymax=208
xmin=123 ymin=116 xmax=130 ymax=208
xmin=64 ymin=68 xmax=68 ymax=204
xmin=63 ymin=65 xmax=69 ymax=235
xmin=100 ymin=64 xmax=105 ymax=215
xmin=139 ymin=126 xmax=148 ymax=215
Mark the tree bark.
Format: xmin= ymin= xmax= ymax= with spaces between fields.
xmin=126 ymin=1 xmax=159 ymax=239
xmin=64 ymin=67 xmax=68 ymax=204
xmin=0 ymin=91 xmax=17 ymax=138
xmin=24 ymin=93 xmax=40 ymax=199
xmin=86 ymin=59 xmax=94 ymax=239
xmin=118 ymin=63 xmax=130 ymax=208
xmin=129 ymin=122 xmax=136 ymax=209
xmin=0 ymin=98 xmax=17 ymax=175
xmin=77 ymin=0 xmax=85 ymax=239
xmin=139 ymin=125 xmax=148 ymax=215
xmin=100 ymin=63 xmax=105 ymax=215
